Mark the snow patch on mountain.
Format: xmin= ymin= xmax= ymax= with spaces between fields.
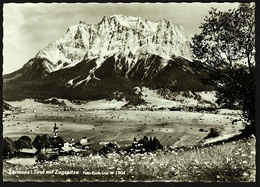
xmin=70 ymin=56 xmax=105 ymax=87
xmin=110 ymin=14 xmax=160 ymax=33
xmin=31 ymin=14 xmax=192 ymax=74
xmin=67 ymin=76 xmax=80 ymax=86
xmin=73 ymin=77 xmax=90 ymax=87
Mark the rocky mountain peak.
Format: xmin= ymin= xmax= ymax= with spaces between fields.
xmin=31 ymin=15 xmax=192 ymax=74
xmin=4 ymin=15 xmax=214 ymax=101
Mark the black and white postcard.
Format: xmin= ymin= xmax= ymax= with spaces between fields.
xmin=2 ymin=2 xmax=256 ymax=182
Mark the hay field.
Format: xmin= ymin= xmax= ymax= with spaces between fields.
xmin=3 ymin=99 xmax=243 ymax=147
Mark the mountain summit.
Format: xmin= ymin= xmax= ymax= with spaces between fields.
xmin=3 ymin=15 xmax=212 ymax=101
xmin=35 ymin=14 xmax=191 ymax=74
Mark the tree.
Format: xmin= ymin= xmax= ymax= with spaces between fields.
xmin=3 ymin=137 xmax=16 ymax=158
xmin=32 ymin=134 xmax=51 ymax=150
xmin=35 ymin=150 xmax=48 ymax=163
xmin=151 ymin=136 xmax=163 ymax=151
xmin=19 ymin=136 xmax=32 ymax=143
xmin=138 ymin=136 xmax=149 ymax=146
xmin=50 ymin=136 xmax=65 ymax=149
xmin=191 ymin=3 xmax=255 ymax=137
xmin=14 ymin=136 xmax=32 ymax=149
xmin=15 ymin=139 xmax=30 ymax=149
xmin=32 ymin=135 xmax=44 ymax=150
xmin=42 ymin=134 xmax=51 ymax=148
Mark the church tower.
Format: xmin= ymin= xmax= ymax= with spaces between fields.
xmin=53 ymin=123 xmax=59 ymax=138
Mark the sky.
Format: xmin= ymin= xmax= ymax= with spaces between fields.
xmin=3 ymin=2 xmax=240 ymax=74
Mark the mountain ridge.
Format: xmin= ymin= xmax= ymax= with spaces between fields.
xmin=26 ymin=14 xmax=191 ymax=75
xmin=3 ymin=15 xmax=214 ymax=101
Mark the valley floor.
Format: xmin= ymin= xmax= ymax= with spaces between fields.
xmin=2 ymin=98 xmax=255 ymax=182
xmin=3 ymin=99 xmax=243 ymax=147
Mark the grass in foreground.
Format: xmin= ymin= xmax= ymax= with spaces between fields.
xmin=3 ymin=137 xmax=256 ymax=182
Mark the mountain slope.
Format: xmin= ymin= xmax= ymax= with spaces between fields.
xmin=5 ymin=14 xmax=192 ymax=80
xmin=3 ymin=15 xmax=214 ymax=101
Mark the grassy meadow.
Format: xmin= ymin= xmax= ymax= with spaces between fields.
xmin=3 ymin=136 xmax=255 ymax=182
xmin=3 ymin=99 xmax=243 ymax=147
xmin=3 ymin=98 xmax=255 ymax=182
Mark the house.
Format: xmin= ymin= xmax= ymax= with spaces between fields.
xmin=60 ymin=145 xmax=80 ymax=155
xmin=98 ymin=141 xmax=120 ymax=155
xmin=60 ymin=139 xmax=80 ymax=155
xmin=74 ymin=137 xmax=91 ymax=149
xmin=19 ymin=148 xmax=37 ymax=158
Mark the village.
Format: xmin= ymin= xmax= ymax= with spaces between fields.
xmin=3 ymin=122 xmax=164 ymax=163
xmin=3 ymin=97 xmax=245 ymax=167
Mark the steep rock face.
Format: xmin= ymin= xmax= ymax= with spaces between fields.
xmin=3 ymin=53 xmax=213 ymax=101
xmin=3 ymin=15 xmax=214 ymax=101
xmin=25 ymin=15 xmax=192 ymax=77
